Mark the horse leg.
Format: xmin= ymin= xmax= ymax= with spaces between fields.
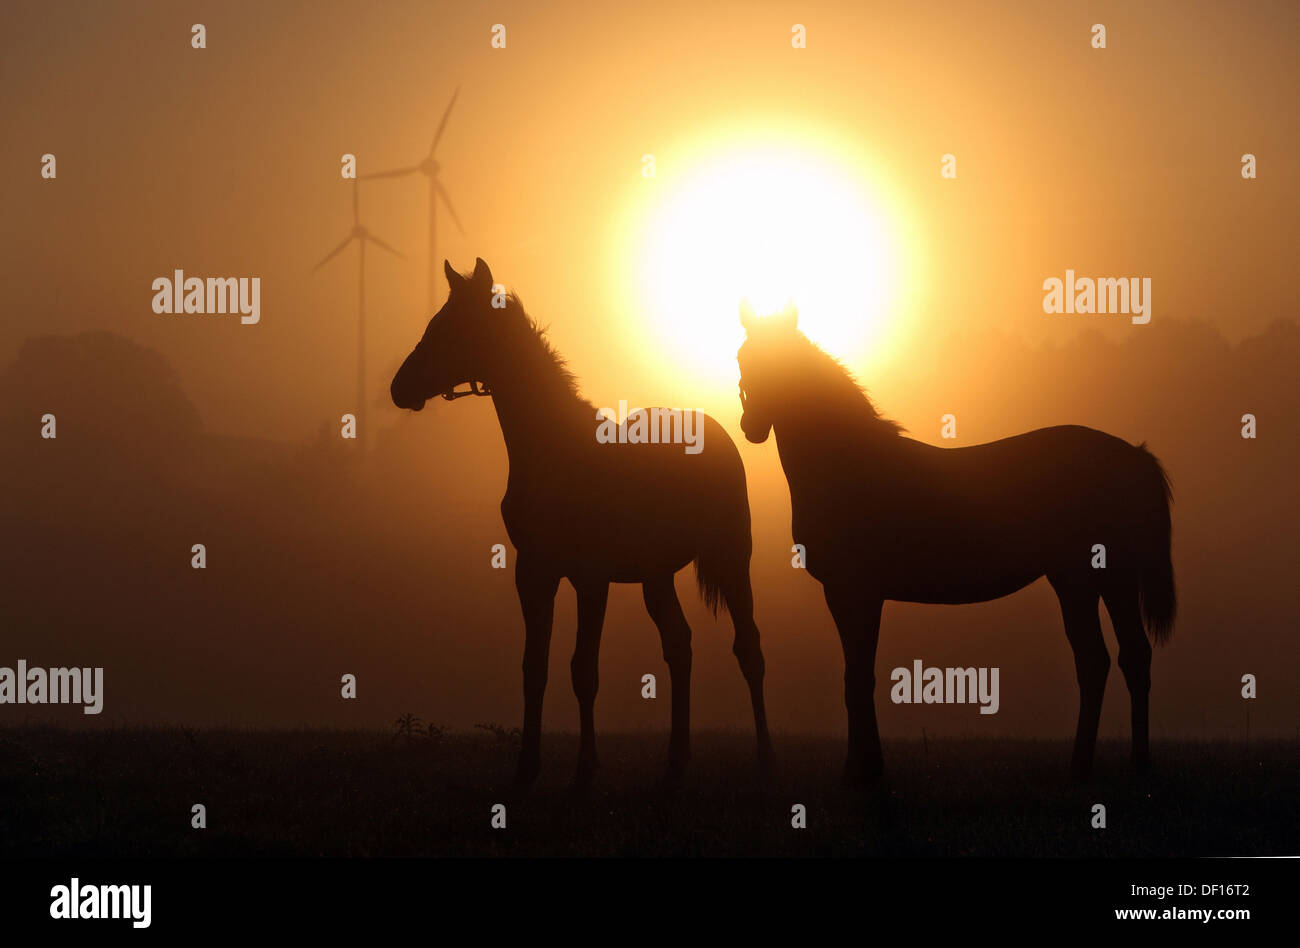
xmin=720 ymin=566 xmax=774 ymax=774
xmin=1103 ymin=581 xmax=1151 ymax=775
xmin=1052 ymin=578 xmax=1109 ymax=781
xmin=824 ymin=582 xmax=884 ymax=786
xmin=643 ymin=574 xmax=693 ymax=783
xmin=571 ymin=578 xmax=609 ymax=787
xmin=514 ymin=555 xmax=560 ymax=789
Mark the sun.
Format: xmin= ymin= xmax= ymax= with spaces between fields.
xmin=624 ymin=134 xmax=908 ymax=393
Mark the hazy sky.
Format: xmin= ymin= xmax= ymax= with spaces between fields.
xmin=3 ymin=0 xmax=1297 ymax=441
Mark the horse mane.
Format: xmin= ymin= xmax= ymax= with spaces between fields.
xmin=500 ymin=292 xmax=591 ymax=406
xmin=794 ymin=332 xmax=904 ymax=436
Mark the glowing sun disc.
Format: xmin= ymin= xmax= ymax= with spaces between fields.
xmin=633 ymin=143 xmax=901 ymax=386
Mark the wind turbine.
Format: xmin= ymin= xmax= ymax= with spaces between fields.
xmin=313 ymin=179 xmax=402 ymax=449
xmin=361 ymin=86 xmax=466 ymax=312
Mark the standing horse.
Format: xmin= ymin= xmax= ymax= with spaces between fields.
xmin=736 ymin=301 xmax=1175 ymax=785
xmin=391 ymin=258 xmax=774 ymax=787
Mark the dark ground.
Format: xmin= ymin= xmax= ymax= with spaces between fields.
xmin=0 ymin=728 xmax=1294 ymax=858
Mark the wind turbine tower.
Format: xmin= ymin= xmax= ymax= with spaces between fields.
xmin=313 ymin=179 xmax=403 ymax=448
xmin=361 ymin=86 xmax=466 ymax=314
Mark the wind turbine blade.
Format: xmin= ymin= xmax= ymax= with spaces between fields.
xmin=428 ymin=85 xmax=461 ymax=158
xmin=312 ymin=236 xmax=354 ymax=271
xmin=365 ymin=234 xmax=404 ymax=258
xmin=435 ymin=181 xmax=466 ymax=235
xmin=359 ymin=165 xmax=421 ymax=180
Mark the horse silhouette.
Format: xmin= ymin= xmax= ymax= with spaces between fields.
xmin=736 ymin=301 xmax=1175 ymax=785
xmin=391 ymin=258 xmax=774 ymax=787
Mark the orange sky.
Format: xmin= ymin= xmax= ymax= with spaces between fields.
xmin=4 ymin=0 xmax=1297 ymax=439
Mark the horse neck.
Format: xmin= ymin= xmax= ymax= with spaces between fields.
xmin=771 ymin=389 xmax=897 ymax=492
xmin=486 ymin=333 xmax=592 ymax=472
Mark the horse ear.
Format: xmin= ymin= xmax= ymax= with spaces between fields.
xmin=739 ymin=298 xmax=757 ymax=333
xmin=472 ymin=257 xmax=493 ymax=288
xmin=779 ymin=299 xmax=799 ymax=330
xmin=444 ymin=259 xmax=463 ymax=288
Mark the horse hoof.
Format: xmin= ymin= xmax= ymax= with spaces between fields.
xmin=842 ymin=756 xmax=883 ymax=790
xmin=513 ymin=757 xmax=540 ymax=790
xmin=661 ymin=756 xmax=689 ymax=789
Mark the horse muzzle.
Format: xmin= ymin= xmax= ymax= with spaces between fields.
xmin=740 ymin=413 xmax=772 ymax=444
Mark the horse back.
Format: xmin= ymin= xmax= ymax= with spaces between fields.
xmin=500 ymin=410 xmax=751 ymax=580
xmin=789 ymin=424 xmax=1169 ymax=597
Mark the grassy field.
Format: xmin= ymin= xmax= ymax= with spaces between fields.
xmin=0 ymin=727 xmax=1294 ymax=858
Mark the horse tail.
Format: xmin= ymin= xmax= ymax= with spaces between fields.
xmin=1137 ymin=444 xmax=1176 ymax=645
xmin=693 ymin=435 xmax=754 ymax=618
xmin=693 ymin=510 xmax=749 ymax=618
xmin=693 ymin=553 xmax=726 ymax=617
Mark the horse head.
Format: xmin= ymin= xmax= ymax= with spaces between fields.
xmin=391 ymin=258 xmax=499 ymax=411
xmin=736 ymin=298 xmax=799 ymax=443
